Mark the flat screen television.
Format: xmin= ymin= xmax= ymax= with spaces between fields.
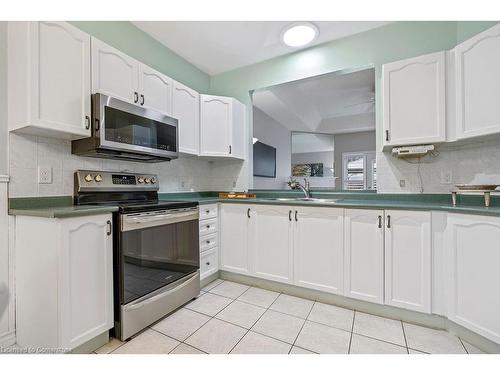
xmin=253 ymin=141 xmax=276 ymax=178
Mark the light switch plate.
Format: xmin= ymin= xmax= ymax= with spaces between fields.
xmin=399 ymin=179 xmax=406 ymax=188
xmin=38 ymin=166 xmax=52 ymax=184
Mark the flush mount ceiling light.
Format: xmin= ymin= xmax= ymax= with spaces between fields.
xmin=281 ymin=22 xmax=319 ymax=48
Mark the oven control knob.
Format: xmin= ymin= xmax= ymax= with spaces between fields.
xmin=137 ymin=177 xmax=144 ymax=184
xmin=145 ymin=178 xmax=151 ymax=184
xmin=84 ymin=174 xmax=93 ymax=182
xmin=94 ymin=174 xmax=103 ymax=182
xmin=151 ymin=177 xmax=157 ymax=184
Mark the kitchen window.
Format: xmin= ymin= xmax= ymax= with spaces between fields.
xmin=342 ymin=151 xmax=376 ymax=190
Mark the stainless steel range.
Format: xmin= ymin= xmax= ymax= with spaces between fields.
xmin=74 ymin=170 xmax=200 ymax=340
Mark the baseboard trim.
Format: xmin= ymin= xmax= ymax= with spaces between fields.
xmin=0 ymin=330 xmax=16 ymax=348
xmin=220 ymin=270 xmax=500 ymax=354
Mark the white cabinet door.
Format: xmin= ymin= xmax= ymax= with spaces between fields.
xmin=455 ymin=24 xmax=500 ymax=139
xmin=8 ymin=22 xmax=91 ymax=138
xmin=383 ymin=51 xmax=446 ymax=146
xmin=252 ymin=205 xmax=293 ymax=284
xmin=385 ymin=210 xmax=431 ymax=313
xmin=294 ymin=206 xmax=344 ymax=294
xmin=31 ymin=22 xmax=91 ymax=137
xmin=220 ymin=204 xmax=251 ymax=275
xmin=200 ymin=95 xmax=232 ymax=157
xmin=446 ymin=214 xmax=500 ymax=344
xmin=173 ymin=81 xmax=200 ymax=155
xmin=91 ymin=38 xmax=139 ymax=104
xmin=344 ymin=209 xmax=384 ymax=304
xmin=59 ymin=215 xmax=113 ymax=349
xmin=139 ymin=64 xmax=173 ymax=114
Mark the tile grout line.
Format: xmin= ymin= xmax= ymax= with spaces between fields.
xmin=348 ymin=310 xmax=356 ymax=354
xmin=288 ymin=298 xmax=315 ymax=354
xmin=228 ymin=288 xmax=284 ymax=354
xmin=459 ymin=337 xmax=469 ymax=354
xmin=401 ymin=321 xmax=409 ymax=354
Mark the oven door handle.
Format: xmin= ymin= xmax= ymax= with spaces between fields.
xmin=122 ymin=210 xmax=199 ymax=231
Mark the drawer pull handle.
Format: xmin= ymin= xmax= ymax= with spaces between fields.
xmin=206 ymin=225 xmax=210 ymax=229
xmin=206 ymin=262 xmax=210 ymax=266
xmin=206 ymin=240 xmax=210 ymax=244
xmin=206 ymin=210 xmax=210 ymax=214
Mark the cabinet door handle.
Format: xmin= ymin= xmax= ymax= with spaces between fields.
xmin=385 ymin=130 xmax=390 ymax=142
xmin=247 ymin=208 xmax=251 ymax=218
xmin=387 ymin=215 xmax=391 ymax=229
xmin=134 ymin=92 xmax=139 ymax=103
xmin=289 ymin=210 xmax=292 ymax=221
xmin=295 ymin=210 xmax=298 ymax=222
xmin=140 ymin=94 xmax=145 ymax=106
xmin=378 ymin=215 xmax=382 ymax=228
xmin=85 ymin=116 xmax=90 ymax=130
xmin=229 ymin=145 xmax=232 ymax=154
xmin=106 ymin=220 xmax=112 ymax=236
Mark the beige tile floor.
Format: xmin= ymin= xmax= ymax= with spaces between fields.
xmin=94 ymin=279 xmax=485 ymax=354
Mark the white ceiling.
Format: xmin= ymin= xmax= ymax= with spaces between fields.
xmin=132 ymin=21 xmax=390 ymax=75
xmin=252 ymin=67 xmax=376 ymax=134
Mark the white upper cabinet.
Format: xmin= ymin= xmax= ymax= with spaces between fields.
xmin=252 ymin=205 xmax=293 ymax=284
xmin=446 ymin=214 xmax=500 ymax=344
xmin=8 ymin=21 xmax=91 ymax=139
xmin=455 ymin=24 xmax=500 ymax=140
xmin=220 ymin=204 xmax=251 ymax=275
xmin=294 ymin=206 xmax=344 ymax=294
xmin=200 ymin=95 xmax=246 ymax=159
xmin=91 ymin=38 xmax=139 ymax=104
xmin=173 ymin=81 xmax=200 ymax=155
xmin=384 ymin=210 xmax=432 ymax=313
xmin=139 ymin=64 xmax=173 ymax=114
xmin=383 ymin=51 xmax=446 ymax=146
xmin=344 ymin=209 xmax=385 ymax=304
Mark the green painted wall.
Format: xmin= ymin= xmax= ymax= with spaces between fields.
xmin=70 ymin=21 xmax=211 ymax=93
xmin=209 ymin=21 xmax=498 ymax=187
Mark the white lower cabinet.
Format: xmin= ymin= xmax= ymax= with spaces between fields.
xmin=294 ymin=206 xmax=344 ymax=294
xmin=446 ymin=214 xmax=500 ymax=344
xmin=252 ymin=205 xmax=293 ymax=284
xmin=220 ymin=204 xmax=251 ymax=275
xmin=344 ymin=209 xmax=385 ymax=304
xmin=384 ymin=210 xmax=432 ymax=313
xmin=15 ymin=214 xmax=113 ymax=350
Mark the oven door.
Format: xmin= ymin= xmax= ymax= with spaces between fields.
xmin=94 ymin=93 xmax=179 ymax=160
xmin=119 ymin=207 xmax=199 ymax=305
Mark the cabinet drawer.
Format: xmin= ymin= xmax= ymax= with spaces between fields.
xmin=200 ymin=233 xmax=217 ymax=252
xmin=200 ymin=248 xmax=218 ymax=280
xmin=199 ymin=204 xmax=218 ymax=220
xmin=199 ymin=218 xmax=217 ymax=236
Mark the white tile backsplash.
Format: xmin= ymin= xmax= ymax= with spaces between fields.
xmin=8 ymin=133 xmax=246 ymax=197
xmin=377 ymin=138 xmax=500 ymax=193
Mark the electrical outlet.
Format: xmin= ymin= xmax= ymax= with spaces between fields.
xmin=399 ymin=179 xmax=406 ymax=188
xmin=181 ymin=181 xmax=185 ymax=188
xmin=38 ymin=166 xmax=52 ymax=184
xmin=441 ymin=171 xmax=453 ymax=184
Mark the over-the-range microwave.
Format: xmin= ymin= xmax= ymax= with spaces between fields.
xmin=72 ymin=93 xmax=178 ymax=162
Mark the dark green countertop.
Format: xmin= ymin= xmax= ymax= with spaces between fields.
xmin=9 ymin=190 xmax=500 ymax=218
xmin=9 ymin=196 xmax=119 ymax=218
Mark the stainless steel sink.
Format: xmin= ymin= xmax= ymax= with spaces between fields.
xmin=262 ymin=197 xmax=339 ymax=203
